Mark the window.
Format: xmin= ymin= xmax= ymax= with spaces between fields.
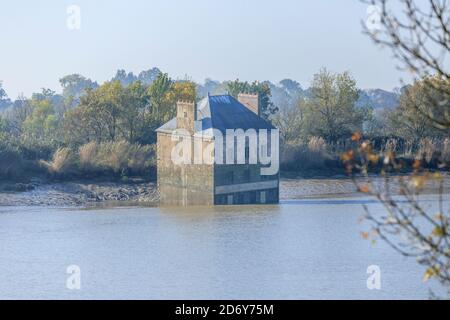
xmin=244 ymin=169 xmax=250 ymax=182
xmin=184 ymin=111 xmax=188 ymax=118
xmin=260 ymin=191 xmax=266 ymax=204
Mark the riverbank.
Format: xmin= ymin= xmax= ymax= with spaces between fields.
xmin=0 ymin=179 xmax=159 ymax=207
xmin=0 ymin=175 xmax=448 ymax=207
xmin=0 ymin=177 xmax=358 ymax=207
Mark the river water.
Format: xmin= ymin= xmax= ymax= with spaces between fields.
xmin=0 ymin=188 xmax=448 ymax=299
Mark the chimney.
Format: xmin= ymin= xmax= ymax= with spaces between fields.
xmin=238 ymin=93 xmax=259 ymax=115
xmin=176 ymin=100 xmax=196 ymax=133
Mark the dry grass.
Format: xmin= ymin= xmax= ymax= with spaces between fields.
xmin=40 ymin=147 xmax=77 ymax=175
xmin=97 ymin=140 xmax=131 ymax=173
xmin=416 ymin=138 xmax=437 ymax=163
xmin=42 ymin=141 xmax=155 ymax=176
xmin=79 ymin=141 xmax=98 ymax=171
xmin=281 ymin=136 xmax=330 ymax=170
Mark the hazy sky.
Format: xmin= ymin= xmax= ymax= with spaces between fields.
xmin=1 ymin=0 xmax=405 ymax=98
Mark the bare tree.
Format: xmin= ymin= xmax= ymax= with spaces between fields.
xmin=363 ymin=0 xmax=449 ymax=129
xmin=353 ymin=0 xmax=450 ymax=292
xmin=343 ymin=136 xmax=449 ymax=288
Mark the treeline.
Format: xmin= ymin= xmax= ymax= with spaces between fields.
xmin=272 ymin=69 xmax=449 ymax=173
xmin=0 ymin=71 xmax=196 ymax=179
xmin=0 ymin=69 xmax=276 ymax=180
xmin=0 ymin=67 xmax=448 ymax=180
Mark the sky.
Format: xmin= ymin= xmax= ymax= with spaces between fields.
xmin=0 ymin=0 xmax=406 ymax=98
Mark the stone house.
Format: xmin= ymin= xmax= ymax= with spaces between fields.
xmin=156 ymin=93 xmax=279 ymax=206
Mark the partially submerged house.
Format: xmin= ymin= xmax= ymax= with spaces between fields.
xmin=156 ymin=93 xmax=279 ymax=206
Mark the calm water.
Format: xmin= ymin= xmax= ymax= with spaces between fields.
xmin=0 ymin=196 xmax=447 ymax=299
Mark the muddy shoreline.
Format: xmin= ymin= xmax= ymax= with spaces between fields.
xmin=0 ymin=180 xmax=159 ymax=207
xmin=0 ymin=176 xmax=448 ymax=207
xmin=0 ymin=178 xmax=357 ymax=207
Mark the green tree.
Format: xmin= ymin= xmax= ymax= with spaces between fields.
xmin=64 ymin=81 xmax=125 ymax=144
xmin=22 ymin=99 xmax=58 ymax=143
xmin=147 ymin=74 xmax=197 ymax=133
xmin=227 ymin=79 xmax=278 ymax=119
xmin=0 ymin=81 xmax=12 ymax=110
xmin=386 ymin=76 xmax=448 ymax=142
xmin=148 ymin=73 xmax=173 ymax=124
xmin=121 ymin=81 xmax=149 ymax=143
xmin=59 ymin=74 xmax=98 ymax=100
xmin=272 ymin=98 xmax=304 ymax=143
xmin=0 ymin=81 xmax=7 ymax=100
xmin=0 ymin=116 xmax=8 ymax=141
xmin=302 ymin=68 xmax=366 ymax=143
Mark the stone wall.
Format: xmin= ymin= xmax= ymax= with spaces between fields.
xmin=157 ymin=132 xmax=214 ymax=206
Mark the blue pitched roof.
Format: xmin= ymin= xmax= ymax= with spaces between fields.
xmin=206 ymin=95 xmax=274 ymax=132
xmin=157 ymin=94 xmax=275 ymax=134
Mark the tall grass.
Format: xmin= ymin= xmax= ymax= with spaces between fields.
xmin=41 ymin=140 xmax=155 ymax=177
xmin=40 ymin=147 xmax=77 ymax=175
xmin=281 ymin=136 xmax=329 ymax=170
xmin=79 ymin=141 xmax=98 ymax=171
xmin=281 ymin=136 xmax=449 ymax=173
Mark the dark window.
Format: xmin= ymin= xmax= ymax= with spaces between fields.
xmin=237 ymin=193 xmax=244 ymax=204
xmin=244 ymin=169 xmax=250 ymax=182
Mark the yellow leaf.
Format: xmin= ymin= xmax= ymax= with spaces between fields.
xmin=432 ymin=226 xmax=445 ymax=237
xmin=423 ymin=266 xmax=439 ymax=282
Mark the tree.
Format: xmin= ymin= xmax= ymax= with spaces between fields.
xmin=363 ymin=0 xmax=450 ymax=130
xmin=353 ymin=0 xmax=450 ymax=290
xmin=387 ymin=77 xmax=447 ymax=141
xmin=121 ymin=81 xmax=149 ymax=143
xmin=0 ymin=82 xmax=11 ymax=110
xmin=272 ymin=98 xmax=304 ymax=143
xmin=5 ymin=94 xmax=33 ymax=136
xmin=279 ymin=79 xmax=302 ymax=94
xmin=0 ymin=116 xmax=8 ymax=141
xmin=112 ymin=69 xmax=137 ymax=86
xmin=301 ymin=68 xmax=367 ymax=143
xmin=148 ymin=74 xmax=196 ymax=125
xmin=22 ymin=98 xmax=58 ymax=143
xmin=66 ymin=81 xmax=126 ymax=143
xmin=59 ymin=74 xmax=98 ymax=100
xmin=0 ymin=81 xmax=7 ymax=101
xmin=147 ymin=73 xmax=173 ymax=125
xmin=137 ymin=68 xmax=162 ymax=85
xmin=227 ymin=79 xmax=278 ymax=119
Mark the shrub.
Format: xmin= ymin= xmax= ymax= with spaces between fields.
xmin=79 ymin=141 xmax=98 ymax=171
xmin=281 ymin=136 xmax=330 ymax=170
xmin=96 ymin=140 xmax=130 ymax=173
xmin=42 ymin=141 xmax=155 ymax=177
xmin=126 ymin=143 xmax=155 ymax=173
xmin=0 ymin=141 xmax=24 ymax=178
xmin=40 ymin=147 xmax=77 ymax=175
